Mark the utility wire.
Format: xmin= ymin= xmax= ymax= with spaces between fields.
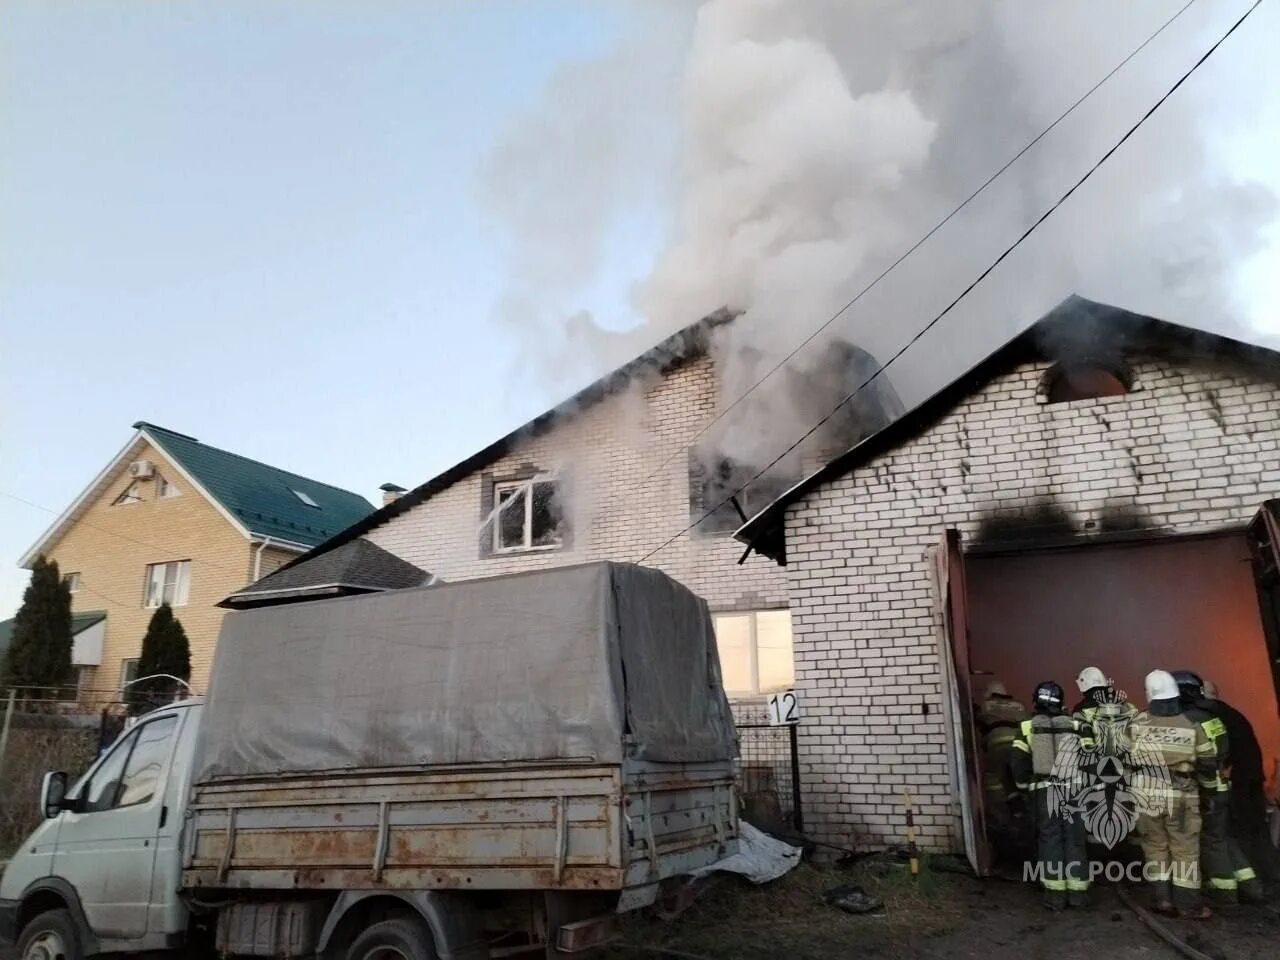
xmin=640 ymin=0 xmax=1201 ymax=485
xmin=634 ymin=0 xmax=1263 ymax=565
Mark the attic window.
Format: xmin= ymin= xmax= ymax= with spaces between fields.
xmin=157 ymin=476 xmax=181 ymax=499
xmin=292 ymin=490 xmax=320 ymax=508
xmin=113 ymin=481 xmax=144 ymax=505
xmin=1044 ymin=361 xmax=1132 ymax=404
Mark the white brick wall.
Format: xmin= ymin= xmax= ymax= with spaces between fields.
xmin=366 ymin=355 xmax=788 ymax=614
xmin=783 ymin=354 xmax=1280 ymax=854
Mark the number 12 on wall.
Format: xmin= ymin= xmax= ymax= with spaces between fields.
xmin=767 ymin=690 xmax=799 ymax=725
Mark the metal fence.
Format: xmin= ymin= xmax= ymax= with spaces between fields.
xmin=736 ymin=722 xmax=802 ymax=833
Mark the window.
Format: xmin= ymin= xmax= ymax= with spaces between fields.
xmin=712 ymin=609 xmax=795 ymax=697
xmin=292 ymin=489 xmax=320 ymax=508
xmin=120 ymin=658 xmax=139 ymax=694
xmin=112 ymin=480 xmax=144 ymax=505
xmin=78 ymin=716 xmax=177 ymax=813
xmin=493 ymin=478 xmax=563 ymax=552
xmin=1044 ymin=361 xmax=1132 ymax=404
xmin=690 ymin=454 xmax=799 ymax=535
xmin=157 ymin=475 xmax=181 ymax=498
xmin=144 ymin=561 xmax=190 ymax=608
xmin=64 ymin=572 xmax=81 ymax=593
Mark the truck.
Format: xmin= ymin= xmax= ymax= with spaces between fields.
xmin=0 ymin=562 xmax=740 ymax=959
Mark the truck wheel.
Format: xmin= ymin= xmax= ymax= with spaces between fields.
xmin=345 ymin=916 xmax=438 ymax=960
xmin=16 ymin=908 xmax=83 ymax=960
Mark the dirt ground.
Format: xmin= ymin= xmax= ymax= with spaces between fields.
xmin=604 ymin=857 xmax=1280 ymax=960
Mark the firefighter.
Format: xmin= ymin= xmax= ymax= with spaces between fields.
xmin=1010 ymin=680 xmax=1091 ymax=910
xmin=1201 ymin=678 xmax=1280 ymax=883
xmin=1133 ymin=670 xmax=1218 ymax=919
xmin=1172 ymin=670 xmax=1266 ymax=903
xmin=976 ymin=679 xmax=1029 ymax=862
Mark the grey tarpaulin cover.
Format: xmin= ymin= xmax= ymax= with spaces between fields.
xmin=195 ymin=561 xmax=736 ymax=781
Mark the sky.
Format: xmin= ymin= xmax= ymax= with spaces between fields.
xmin=2 ymin=0 xmax=1278 ymax=618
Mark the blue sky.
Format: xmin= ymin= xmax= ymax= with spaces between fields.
xmin=0 ymin=1 xmax=656 ymax=615
xmin=2 ymin=1 xmax=1278 ymax=620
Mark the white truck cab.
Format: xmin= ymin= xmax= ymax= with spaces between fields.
xmin=0 ymin=699 xmax=201 ymax=959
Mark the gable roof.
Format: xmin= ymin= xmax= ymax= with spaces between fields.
xmin=220 ymin=538 xmax=431 ymax=609
xmin=19 ymin=423 xmax=375 ymax=567
xmin=0 ymin=609 xmax=107 ymax=663
xmin=736 ymin=296 xmax=1280 ymax=562
xmin=277 ymin=309 xmax=735 ymax=572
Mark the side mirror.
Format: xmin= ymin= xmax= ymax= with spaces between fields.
xmin=40 ymin=771 xmax=69 ymax=819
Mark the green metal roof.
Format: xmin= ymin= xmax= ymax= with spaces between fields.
xmin=0 ymin=609 xmax=107 ymax=662
xmin=135 ymin=423 xmax=375 ymax=547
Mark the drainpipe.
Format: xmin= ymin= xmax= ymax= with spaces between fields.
xmin=253 ymin=537 xmax=277 ymax=581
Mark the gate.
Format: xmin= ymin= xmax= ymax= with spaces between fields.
xmin=736 ymin=722 xmax=802 ymax=834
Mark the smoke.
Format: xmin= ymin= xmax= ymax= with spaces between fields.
xmin=482 ymin=0 xmax=1278 ymax=478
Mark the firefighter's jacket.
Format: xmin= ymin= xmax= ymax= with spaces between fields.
xmin=1132 ymin=699 xmax=1220 ymax=797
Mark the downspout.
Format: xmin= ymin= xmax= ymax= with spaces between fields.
xmin=253 ymin=537 xmax=277 ymax=581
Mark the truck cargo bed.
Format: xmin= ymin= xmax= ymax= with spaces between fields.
xmin=183 ymin=760 xmax=737 ymax=893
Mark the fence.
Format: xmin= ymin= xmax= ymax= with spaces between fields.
xmin=0 ymin=686 xmax=178 ymax=860
xmin=736 ymin=722 xmax=802 ymax=834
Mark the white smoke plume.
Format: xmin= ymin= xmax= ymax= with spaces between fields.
xmin=482 ymin=0 xmax=1278 ymax=474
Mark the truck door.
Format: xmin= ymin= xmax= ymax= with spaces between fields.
xmin=53 ymin=713 xmax=180 ymax=941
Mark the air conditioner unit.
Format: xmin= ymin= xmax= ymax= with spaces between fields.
xmin=129 ymin=459 xmax=155 ymax=479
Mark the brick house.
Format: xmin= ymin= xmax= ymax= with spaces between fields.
xmin=249 ymin=315 xmax=899 ymax=711
xmin=12 ymin=422 xmax=374 ymax=694
xmin=735 ymin=296 xmax=1280 ymax=866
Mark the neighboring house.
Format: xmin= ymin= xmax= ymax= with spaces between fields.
xmin=14 ymin=421 xmax=375 ymax=695
xmin=257 ymin=314 xmax=900 ymax=711
xmin=736 ymin=296 xmax=1280 ymax=863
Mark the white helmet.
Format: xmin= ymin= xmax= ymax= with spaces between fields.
xmin=1076 ymin=666 xmax=1109 ymax=694
xmin=1145 ymin=669 xmax=1179 ymax=702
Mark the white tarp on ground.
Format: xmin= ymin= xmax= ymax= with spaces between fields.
xmin=195 ymin=562 xmax=737 ymax=781
xmin=690 ymin=822 xmax=803 ymax=884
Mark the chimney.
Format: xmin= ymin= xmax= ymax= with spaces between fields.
xmin=379 ymin=483 xmax=407 ymax=507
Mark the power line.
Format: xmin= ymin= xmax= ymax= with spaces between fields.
xmin=634 ymin=0 xmax=1263 ymax=565
xmin=641 ymin=0 xmax=1201 ymax=485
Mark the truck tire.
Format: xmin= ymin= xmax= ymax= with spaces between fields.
xmin=15 ymin=908 xmax=83 ymax=960
xmin=345 ymin=916 xmax=439 ymax=960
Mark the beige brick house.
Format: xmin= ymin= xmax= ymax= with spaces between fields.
xmin=11 ymin=422 xmax=374 ymax=695
xmin=736 ymin=297 xmax=1280 ymax=865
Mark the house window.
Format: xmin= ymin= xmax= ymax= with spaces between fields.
xmin=120 ymin=657 xmax=140 ymax=693
xmin=144 ymin=560 xmax=190 ymax=608
xmin=157 ymin=476 xmax=181 ymax=498
xmin=1044 ymin=361 xmax=1132 ymax=404
xmin=292 ymin=489 xmax=320 ymax=508
xmin=64 ymin=572 xmax=81 ymax=593
xmin=690 ymin=454 xmax=799 ymax=535
xmin=493 ymin=478 xmax=563 ymax=552
xmin=113 ymin=481 xmax=144 ymax=505
xmin=712 ymin=609 xmax=795 ymax=697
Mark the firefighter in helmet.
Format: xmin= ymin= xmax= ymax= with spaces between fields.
xmin=1132 ymin=670 xmax=1218 ymax=919
xmin=1010 ymin=680 xmax=1092 ymax=909
xmin=1171 ymin=670 xmax=1264 ymax=904
xmin=976 ymin=678 xmax=1029 ymax=862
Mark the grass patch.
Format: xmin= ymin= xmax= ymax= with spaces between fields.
xmin=604 ymin=854 xmax=970 ymax=960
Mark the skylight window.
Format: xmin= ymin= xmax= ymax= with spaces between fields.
xmin=292 ymin=489 xmax=320 ymax=508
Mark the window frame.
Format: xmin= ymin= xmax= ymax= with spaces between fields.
xmin=64 ymin=572 xmax=81 ymax=593
xmin=292 ymin=489 xmax=320 ymax=508
xmin=112 ymin=480 xmax=144 ymax=506
xmin=120 ymin=658 xmax=140 ymax=695
xmin=712 ymin=608 xmax=795 ymax=698
xmin=72 ymin=714 xmax=179 ymax=814
xmin=143 ymin=560 xmax=191 ymax=608
xmin=157 ymin=475 xmax=181 ymax=499
xmin=491 ymin=477 xmax=563 ymax=554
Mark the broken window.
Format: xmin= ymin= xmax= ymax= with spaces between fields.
xmin=1044 ymin=361 xmax=1131 ymax=404
xmin=712 ymin=609 xmax=795 ymax=697
xmin=113 ymin=480 xmax=144 ymax=505
xmin=689 ymin=453 xmax=798 ymax=535
xmin=493 ymin=478 xmax=563 ymax=552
